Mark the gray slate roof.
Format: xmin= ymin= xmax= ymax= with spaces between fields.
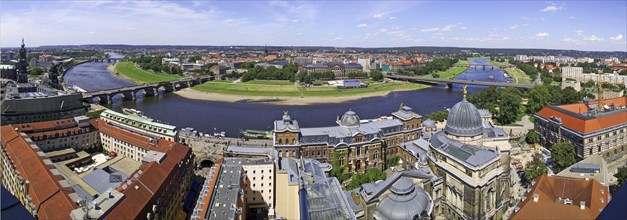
xmin=430 ymin=131 xmax=498 ymax=168
xmin=391 ymin=106 xmax=422 ymax=121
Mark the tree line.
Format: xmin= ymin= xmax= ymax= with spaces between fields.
xmin=132 ymin=56 xmax=183 ymax=75
xmin=395 ymin=58 xmax=459 ymax=76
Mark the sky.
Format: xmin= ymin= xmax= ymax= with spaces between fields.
xmin=1 ymin=1 xmax=626 ymax=51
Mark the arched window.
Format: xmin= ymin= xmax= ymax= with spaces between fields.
xmin=292 ymin=150 xmax=296 ymax=157
xmin=292 ymin=139 xmax=296 ymax=144
xmin=286 ymin=151 xmax=290 ymax=157
xmin=278 ymin=139 xmax=283 ymax=145
xmin=279 ymin=150 xmax=283 ymax=157
xmin=339 ymin=156 xmax=344 ymax=166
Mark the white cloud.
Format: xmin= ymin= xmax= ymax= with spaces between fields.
xmin=297 ymin=32 xmax=304 ymax=35
xmin=575 ymin=30 xmax=584 ymax=36
xmin=509 ymin=25 xmax=519 ymax=30
xmin=535 ymin=32 xmax=550 ymax=38
xmin=421 ymin=27 xmax=439 ymax=32
xmin=356 ymin=23 xmax=368 ymax=28
xmin=420 ymin=24 xmax=459 ymax=33
xmin=459 ymin=26 xmax=467 ymax=30
xmin=373 ymin=13 xmax=385 ymax=19
xmin=568 ymin=16 xmax=576 ymax=20
xmin=388 ymin=16 xmax=396 ymax=20
xmin=441 ymin=24 xmax=456 ymax=31
xmin=333 ymin=35 xmax=344 ymax=40
xmin=541 ymin=5 xmax=563 ymax=12
xmin=291 ymin=19 xmax=299 ymax=23
xmin=610 ymin=34 xmax=624 ymax=42
xmin=584 ymin=35 xmax=603 ymax=42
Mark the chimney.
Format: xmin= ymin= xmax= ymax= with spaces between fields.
xmin=533 ymin=194 xmax=539 ymax=202
xmin=580 ymin=201 xmax=586 ymax=210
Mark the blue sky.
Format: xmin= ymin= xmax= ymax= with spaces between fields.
xmin=1 ymin=1 xmax=626 ymax=51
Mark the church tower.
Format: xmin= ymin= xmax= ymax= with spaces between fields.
xmin=16 ymin=38 xmax=29 ymax=83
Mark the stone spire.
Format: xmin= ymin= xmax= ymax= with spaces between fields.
xmin=16 ymin=38 xmax=29 ymax=83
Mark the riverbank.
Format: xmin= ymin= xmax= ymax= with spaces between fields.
xmin=176 ymin=83 xmax=428 ymax=105
xmin=488 ymin=59 xmax=530 ymax=84
xmin=113 ymin=61 xmax=184 ymax=84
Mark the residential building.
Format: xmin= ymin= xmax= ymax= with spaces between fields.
xmin=10 ymin=116 xmax=100 ymax=152
xmin=0 ymin=126 xmax=78 ymax=220
xmin=534 ymin=97 xmax=627 ymax=160
xmin=210 ymin=65 xmax=227 ymax=76
xmin=1 ymin=116 xmax=195 ymax=220
xmin=562 ymin=67 xmax=584 ymax=80
xmin=100 ymin=109 xmax=178 ymax=142
xmin=510 ymin=174 xmax=609 ymax=220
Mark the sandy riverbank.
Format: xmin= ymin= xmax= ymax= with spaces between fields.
xmin=174 ymin=88 xmax=405 ymax=105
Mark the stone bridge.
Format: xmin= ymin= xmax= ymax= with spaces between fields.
xmin=386 ymin=74 xmax=535 ymax=89
xmin=89 ymin=58 xmax=124 ymax=63
xmin=82 ymin=76 xmax=215 ymax=104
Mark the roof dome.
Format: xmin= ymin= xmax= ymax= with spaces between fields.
xmin=375 ymin=178 xmax=432 ymax=220
xmin=445 ymin=100 xmax=483 ymax=137
xmin=339 ymin=110 xmax=360 ymax=127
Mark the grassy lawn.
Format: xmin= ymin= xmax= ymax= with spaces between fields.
xmin=429 ymin=60 xmax=469 ymax=79
xmin=191 ymin=80 xmax=427 ymax=97
xmin=114 ymin=61 xmax=184 ymax=84
xmin=488 ymin=59 xmax=531 ymax=85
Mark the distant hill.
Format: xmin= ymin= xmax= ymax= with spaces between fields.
xmin=7 ymin=44 xmax=626 ymax=59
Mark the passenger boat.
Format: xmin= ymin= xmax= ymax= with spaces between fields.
xmin=122 ymin=108 xmax=143 ymax=116
xmin=240 ymin=129 xmax=271 ymax=139
xmin=72 ymin=85 xmax=87 ymax=93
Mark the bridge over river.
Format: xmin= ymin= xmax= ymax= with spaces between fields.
xmin=82 ymin=76 xmax=215 ymax=104
xmin=386 ymin=74 xmax=535 ymax=89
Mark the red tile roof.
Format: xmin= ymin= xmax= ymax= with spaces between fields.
xmin=12 ymin=118 xmax=78 ymax=133
xmin=104 ymin=140 xmax=192 ymax=219
xmin=511 ymin=175 xmax=608 ymax=220
xmin=0 ymin=125 xmax=77 ymax=220
xmin=536 ymin=97 xmax=627 ymax=134
xmin=92 ymin=119 xmax=171 ymax=153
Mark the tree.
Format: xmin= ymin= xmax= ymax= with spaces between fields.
xmin=528 ymin=85 xmax=552 ymax=113
xmin=525 ymin=154 xmax=548 ymax=183
xmin=385 ymin=156 xmax=401 ymax=168
xmin=330 ymin=150 xmax=350 ymax=183
xmin=370 ymin=71 xmax=384 ymax=81
xmin=347 ymin=168 xmax=387 ymax=189
xmin=559 ymin=87 xmax=583 ymax=104
xmin=496 ymin=92 xmax=522 ymax=125
xmin=551 ymin=142 xmax=576 ymax=172
xmin=30 ymin=66 xmax=44 ymax=75
xmin=425 ymin=109 xmax=449 ymax=122
xmin=615 ymin=166 xmax=627 ymax=186
xmin=525 ymin=130 xmax=538 ymax=144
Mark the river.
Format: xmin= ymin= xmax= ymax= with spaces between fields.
xmin=64 ymin=58 xmax=508 ymax=137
